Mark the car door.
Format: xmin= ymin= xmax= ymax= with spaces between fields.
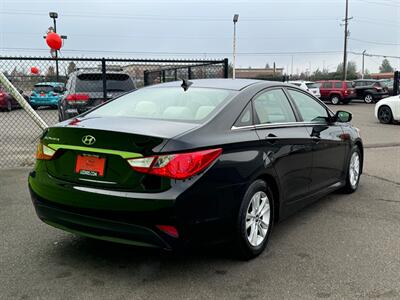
xmin=252 ymin=88 xmax=313 ymax=203
xmin=286 ymin=88 xmax=347 ymax=193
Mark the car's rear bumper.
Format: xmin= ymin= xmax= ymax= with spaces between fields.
xmin=30 ymin=97 xmax=59 ymax=106
xmin=30 ymin=187 xmax=176 ymax=249
xmin=28 ymin=166 xmax=244 ymax=248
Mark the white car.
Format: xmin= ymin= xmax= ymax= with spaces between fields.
xmin=288 ymin=81 xmax=321 ymax=98
xmin=375 ymin=95 xmax=400 ymax=124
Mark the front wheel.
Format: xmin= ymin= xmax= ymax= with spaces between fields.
xmin=378 ymin=106 xmax=393 ymax=124
xmin=364 ymin=94 xmax=374 ymax=104
xmin=235 ymin=180 xmax=274 ymax=260
xmin=342 ymin=146 xmax=361 ymax=193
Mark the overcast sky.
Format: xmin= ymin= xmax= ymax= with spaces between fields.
xmin=0 ymin=0 xmax=399 ymax=74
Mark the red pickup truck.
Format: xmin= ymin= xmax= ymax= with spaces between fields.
xmin=317 ymin=80 xmax=356 ymax=105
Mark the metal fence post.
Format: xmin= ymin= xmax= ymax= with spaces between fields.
xmin=223 ymin=58 xmax=229 ymax=78
xmin=394 ymin=71 xmax=399 ymax=96
xmin=188 ymin=67 xmax=192 ymax=80
xmin=101 ymin=58 xmax=107 ymax=100
xmin=162 ymin=70 xmax=166 ymax=83
xmin=144 ymin=70 xmax=149 ymax=86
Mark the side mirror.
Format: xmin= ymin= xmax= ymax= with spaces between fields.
xmin=334 ymin=110 xmax=352 ymax=123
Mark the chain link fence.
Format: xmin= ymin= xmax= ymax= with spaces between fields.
xmin=0 ymin=56 xmax=228 ymax=168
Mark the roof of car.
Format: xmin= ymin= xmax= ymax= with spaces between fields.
xmin=150 ymin=78 xmax=276 ymax=91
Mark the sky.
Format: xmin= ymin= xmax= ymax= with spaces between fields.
xmin=0 ymin=0 xmax=399 ymax=74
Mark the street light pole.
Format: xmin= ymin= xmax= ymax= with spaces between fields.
xmin=49 ymin=12 xmax=59 ymax=82
xmin=232 ymin=14 xmax=239 ymax=79
xmin=362 ymin=50 xmax=366 ymax=79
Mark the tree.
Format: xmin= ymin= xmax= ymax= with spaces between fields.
xmin=379 ymin=59 xmax=393 ymax=73
xmin=336 ymin=61 xmax=358 ymax=79
xmin=67 ymin=62 xmax=76 ymax=75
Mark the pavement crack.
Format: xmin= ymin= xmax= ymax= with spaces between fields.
xmin=364 ymin=143 xmax=400 ymax=149
xmin=376 ymin=198 xmax=400 ymax=204
xmin=363 ymin=173 xmax=400 ymax=186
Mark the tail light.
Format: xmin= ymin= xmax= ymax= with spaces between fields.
xmin=66 ymin=93 xmax=90 ymax=104
xmin=156 ymin=225 xmax=179 ymax=238
xmin=0 ymin=93 xmax=4 ymax=97
xmin=36 ymin=142 xmax=56 ymax=160
xmin=344 ymin=90 xmax=348 ymax=95
xmin=127 ymin=148 xmax=222 ymax=180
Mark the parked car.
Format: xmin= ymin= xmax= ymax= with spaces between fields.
xmin=29 ymin=79 xmax=363 ymax=260
xmin=288 ymin=81 xmax=321 ymax=98
xmin=58 ymin=68 xmax=136 ymax=121
xmin=317 ymin=80 xmax=356 ymax=105
xmin=29 ymin=82 xmax=65 ymax=109
xmin=353 ymin=79 xmax=389 ymax=104
xmin=374 ymin=95 xmax=400 ymax=124
xmin=0 ymin=85 xmax=23 ymax=111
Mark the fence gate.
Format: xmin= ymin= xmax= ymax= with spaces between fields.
xmin=0 ymin=56 xmax=228 ymax=168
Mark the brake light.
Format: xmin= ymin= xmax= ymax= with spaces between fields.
xmin=36 ymin=143 xmax=56 ymax=160
xmin=66 ymin=94 xmax=90 ymax=102
xmin=127 ymin=148 xmax=222 ymax=180
xmin=156 ymin=225 xmax=179 ymax=238
xmin=0 ymin=93 xmax=4 ymax=97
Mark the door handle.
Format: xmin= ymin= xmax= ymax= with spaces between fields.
xmin=265 ymin=133 xmax=277 ymax=144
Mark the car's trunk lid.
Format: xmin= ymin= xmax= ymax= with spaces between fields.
xmin=43 ymin=117 xmax=198 ymax=191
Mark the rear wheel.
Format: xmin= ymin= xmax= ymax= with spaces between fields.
xmin=235 ymin=180 xmax=273 ymax=260
xmin=342 ymin=146 xmax=361 ymax=193
xmin=330 ymin=94 xmax=341 ymax=105
xmin=364 ymin=94 xmax=374 ymax=104
xmin=378 ymin=106 xmax=393 ymax=124
xmin=6 ymin=100 xmax=12 ymax=112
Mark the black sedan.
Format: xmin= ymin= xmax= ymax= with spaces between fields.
xmin=29 ymin=79 xmax=363 ymax=259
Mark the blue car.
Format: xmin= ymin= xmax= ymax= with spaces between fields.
xmin=29 ymin=82 xmax=65 ymax=109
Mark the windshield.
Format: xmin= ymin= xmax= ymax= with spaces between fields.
xmin=86 ymin=87 xmax=236 ymax=123
xmin=75 ymin=73 xmax=135 ymax=93
xmin=305 ymin=82 xmax=319 ymax=89
xmin=33 ymin=85 xmax=54 ymax=93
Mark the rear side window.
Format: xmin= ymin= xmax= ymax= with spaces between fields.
xmin=75 ymin=73 xmax=135 ymax=93
xmin=234 ymin=102 xmax=253 ymax=127
xmin=334 ymin=82 xmax=342 ymax=88
xmin=86 ymin=87 xmax=236 ymax=123
xmin=253 ymin=89 xmax=296 ymax=124
xmin=346 ymin=82 xmax=353 ymax=88
xmin=323 ymin=82 xmax=333 ymax=88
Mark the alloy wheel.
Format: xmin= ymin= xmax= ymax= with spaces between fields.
xmin=364 ymin=94 xmax=373 ymax=104
xmin=349 ymin=152 xmax=360 ymax=188
xmin=331 ymin=96 xmax=340 ymax=105
xmin=246 ymin=191 xmax=270 ymax=247
xmin=378 ymin=107 xmax=392 ymax=124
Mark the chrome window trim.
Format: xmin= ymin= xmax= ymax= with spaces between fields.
xmin=231 ymin=121 xmax=327 ymax=131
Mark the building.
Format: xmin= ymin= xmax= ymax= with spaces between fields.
xmin=235 ymin=67 xmax=284 ymax=79
xmin=369 ymin=72 xmax=394 ymax=80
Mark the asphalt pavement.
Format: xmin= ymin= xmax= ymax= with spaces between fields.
xmin=1 ymin=103 xmax=399 ymax=299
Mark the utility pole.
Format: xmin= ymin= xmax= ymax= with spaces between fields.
xmin=342 ymin=0 xmax=351 ymax=80
xmin=362 ymin=50 xmax=366 ymax=79
xmin=291 ymin=55 xmax=294 ymax=77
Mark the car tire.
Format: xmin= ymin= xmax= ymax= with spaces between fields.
xmin=6 ymin=100 xmax=12 ymax=112
xmin=235 ymin=179 xmax=274 ymax=260
xmin=364 ymin=94 xmax=374 ymax=104
xmin=342 ymin=146 xmax=361 ymax=194
xmin=378 ymin=106 xmax=393 ymax=124
xmin=330 ymin=94 xmax=341 ymax=105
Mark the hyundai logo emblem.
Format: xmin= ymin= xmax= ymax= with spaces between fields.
xmin=82 ymin=135 xmax=96 ymax=146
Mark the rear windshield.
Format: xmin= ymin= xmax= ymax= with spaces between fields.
xmin=86 ymin=87 xmax=236 ymax=123
xmin=75 ymin=73 xmax=135 ymax=93
xmin=305 ymin=82 xmax=319 ymax=89
xmin=33 ymin=85 xmax=54 ymax=93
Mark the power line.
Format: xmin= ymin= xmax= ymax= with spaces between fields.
xmin=0 ymin=47 xmax=344 ymax=56
xmin=349 ymin=38 xmax=400 ymax=46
